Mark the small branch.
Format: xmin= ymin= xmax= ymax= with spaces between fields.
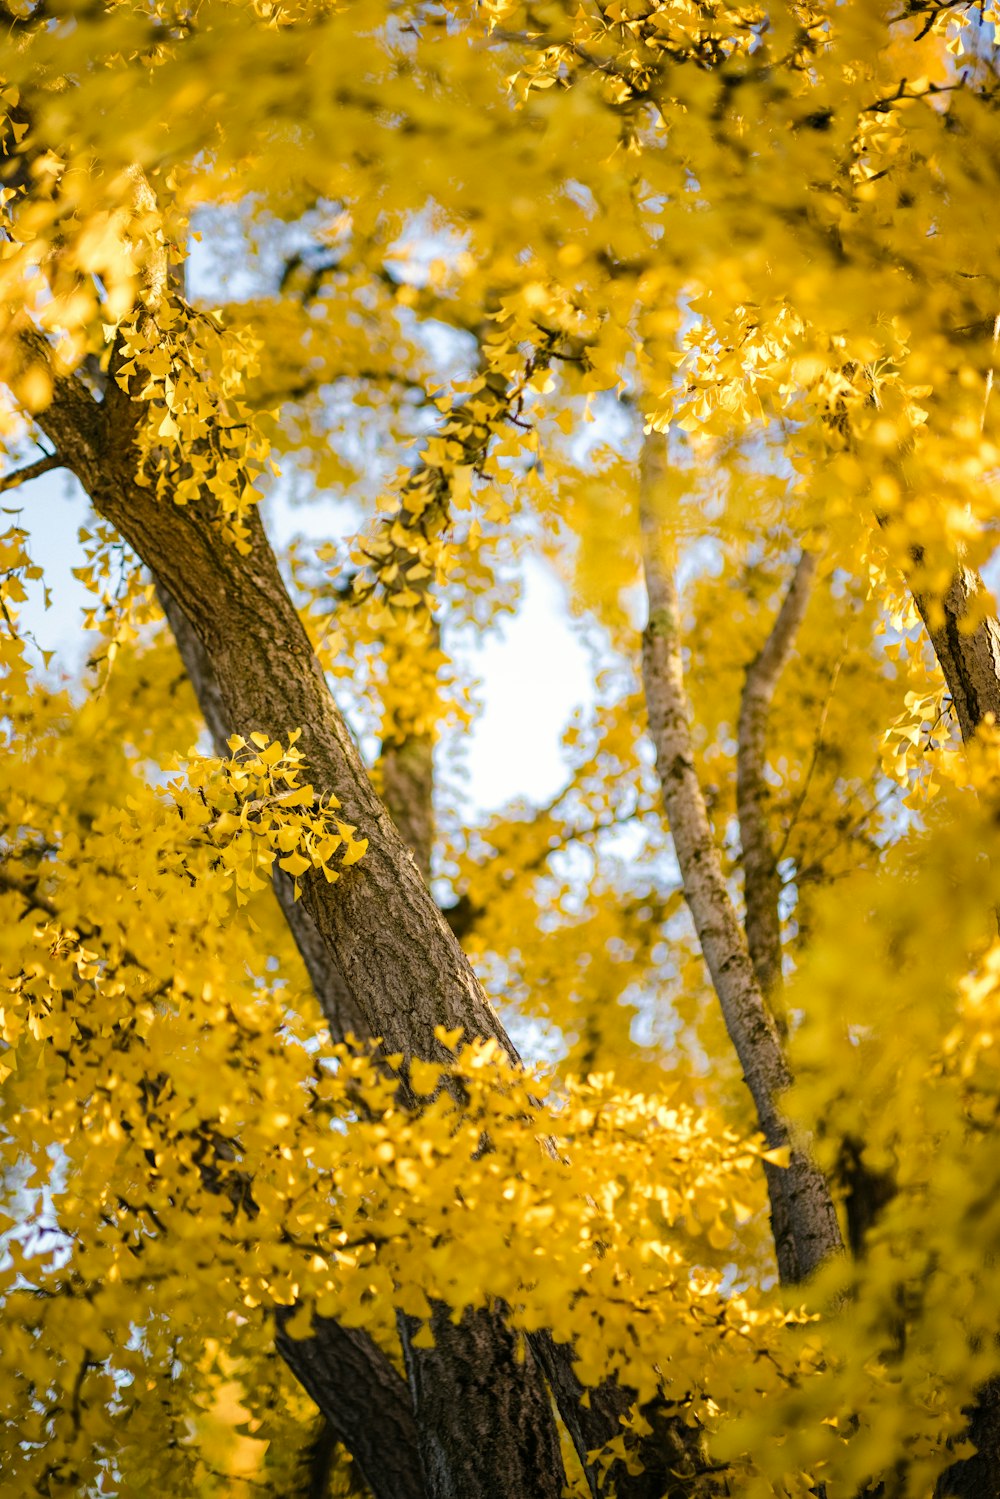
xmin=774 ymin=650 xmax=845 ymax=866
xmin=0 ymin=453 xmax=65 ymax=493
xmin=736 ymin=551 xmax=817 ymax=1005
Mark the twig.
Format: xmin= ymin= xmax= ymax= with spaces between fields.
xmin=0 ymin=453 xmax=64 ymax=493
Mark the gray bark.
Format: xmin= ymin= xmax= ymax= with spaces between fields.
xmin=736 ymin=551 xmax=816 ymax=1007
xmin=638 ymin=433 xmax=842 ymax=1283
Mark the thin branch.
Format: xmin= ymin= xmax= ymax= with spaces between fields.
xmin=0 ymin=453 xmax=65 ymax=493
xmin=774 ymin=650 xmax=845 ymax=865
xmin=638 ymin=430 xmax=841 ymax=1284
xmin=736 ymin=551 xmax=817 ymax=1004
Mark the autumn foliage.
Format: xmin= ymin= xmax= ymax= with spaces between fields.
xmin=3 ymin=2 xmax=1000 ymax=1496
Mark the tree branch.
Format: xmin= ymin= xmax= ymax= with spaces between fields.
xmin=909 ymin=560 xmax=1000 ymax=744
xmin=276 ymin=1311 xmax=425 ymax=1499
xmin=638 ymin=432 xmax=841 ymax=1284
xmin=736 ymin=550 xmax=817 ymax=1006
xmin=0 ymin=452 xmax=65 ymax=492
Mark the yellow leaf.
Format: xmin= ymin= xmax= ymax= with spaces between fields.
xmin=340 ymin=838 xmax=368 ymax=868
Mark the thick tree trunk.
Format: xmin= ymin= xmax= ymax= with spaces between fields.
xmin=160 ymin=582 xmax=425 ymax=1498
xmin=95 ymin=440 xmax=515 ymax=1076
xmin=159 ymin=540 xmax=676 ymax=1499
xmin=937 ymin=1375 xmax=1000 ymax=1499
xmin=138 ymin=338 xmax=692 ymax=1499
xmin=638 ymin=433 xmax=842 ymax=1284
xmin=25 ymin=333 xmax=568 ymax=1499
xmin=25 ymin=324 xmax=771 ymax=1499
xmin=156 ymin=581 xmax=370 ymax=1043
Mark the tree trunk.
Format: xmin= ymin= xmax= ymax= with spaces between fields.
xmin=937 ymin=1375 xmax=1000 ymax=1499
xmin=26 ymin=332 xmax=568 ymax=1499
xmin=401 ymin=1305 xmax=566 ymax=1499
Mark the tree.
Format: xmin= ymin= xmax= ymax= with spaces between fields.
xmin=3 ymin=0 xmax=1000 ymax=1494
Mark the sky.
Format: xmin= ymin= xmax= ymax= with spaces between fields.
xmin=11 ymin=464 xmax=596 ymax=817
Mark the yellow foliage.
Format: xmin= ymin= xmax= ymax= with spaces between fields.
xmin=5 ymin=0 xmax=1000 ymax=1492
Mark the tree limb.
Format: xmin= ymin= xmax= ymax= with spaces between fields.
xmin=736 ymin=550 xmax=817 ymax=1006
xmin=909 ymin=560 xmax=1000 ymax=743
xmin=276 ymin=1311 xmax=424 ymax=1499
xmin=638 ymin=432 xmax=842 ymax=1284
xmin=0 ymin=452 xmax=64 ymax=492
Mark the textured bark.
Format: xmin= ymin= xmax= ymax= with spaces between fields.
xmin=160 ymin=577 xmax=421 ymax=1498
xmin=0 ymin=452 xmax=64 ymax=492
xmin=400 ymin=1303 xmax=566 ymax=1499
xmin=531 ymin=1329 xmax=720 ymax=1499
xmin=372 ymin=638 xmax=571 ymax=1499
xmin=163 ymin=567 xmax=571 ymax=1499
xmin=134 ymin=334 xmax=628 ymax=1499
xmin=25 ymin=329 xmax=571 ymax=1499
xmin=530 ymin=1331 xmax=632 ymax=1497
xmin=937 ymin=1375 xmax=1000 ymax=1499
xmin=37 ymin=378 xmax=518 ymax=1074
xmin=910 ymin=563 xmax=1000 ymax=744
xmin=736 ymin=551 xmax=816 ymax=1006
xmin=156 ymin=581 xmax=369 ymax=1044
xmin=301 ymin=1420 xmax=342 ymax=1499
xmin=638 ymin=433 xmax=842 ymax=1284
xmin=837 ymin=1136 xmax=896 ymax=1260
xmin=276 ymin=1309 xmax=425 ymax=1499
